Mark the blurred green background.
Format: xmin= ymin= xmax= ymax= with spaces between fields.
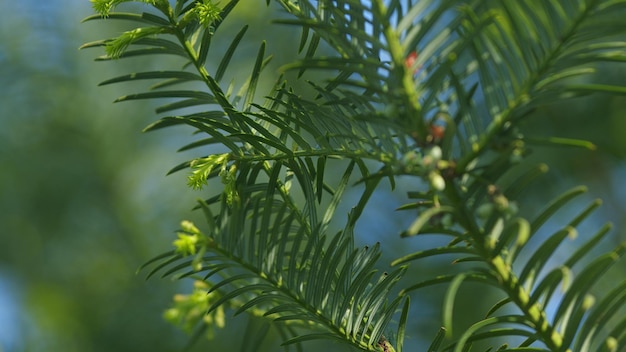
xmin=1 ymin=1 xmax=625 ymax=351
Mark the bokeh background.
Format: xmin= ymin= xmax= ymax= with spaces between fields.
xmin=1 ymin=1 xmax=625 ymax=351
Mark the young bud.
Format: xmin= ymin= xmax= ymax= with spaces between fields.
xmin=428 ymin=171 xmax=446 ymax=191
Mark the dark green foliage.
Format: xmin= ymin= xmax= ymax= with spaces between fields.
xmin=83 ymin=0 xmax=626 ymax=351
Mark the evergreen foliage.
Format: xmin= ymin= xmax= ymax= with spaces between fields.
xmin=83 ymin=0 xmax=626 ymax=351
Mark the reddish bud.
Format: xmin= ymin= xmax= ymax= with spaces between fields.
xmin=405 ymin=51 xmax=418 ymax=69
xmin=429 ymin=125 xmax=445 ymax=141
